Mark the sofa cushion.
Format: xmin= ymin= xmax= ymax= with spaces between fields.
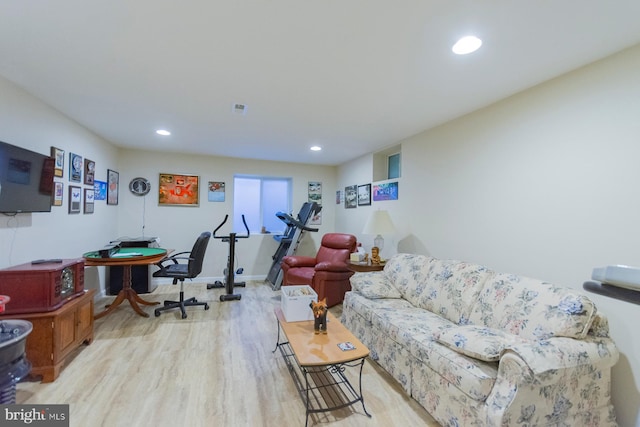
xmin=350 ymin=271 xmax=402 ymax=299
xmin=436 ymin=325 xmax=524 ymax=362
xmin=412 ymin=259 xmax=494 ymax=325
xmin=414 ymin=339 xmax=499 ymax=402
xmin=383 ymin=253 xmax=434 ymax=301
xmin=343 ymin=290 xmax=414 ymax=324
xmin=371 ymin=305 xmax=456 ymax=351
xmin=468 ymin=273 xmax=596 ymax=340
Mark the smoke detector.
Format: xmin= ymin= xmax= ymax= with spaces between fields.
xmin=232 ymin=103 xmax=247 ymax=115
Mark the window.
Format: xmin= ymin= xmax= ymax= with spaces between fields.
xmin=388 ymin=153 xmax=401 ymax=179
xmin=373 ymin=144 xmax=401 ymax=181
xmin=233 ymin=175 xmax=292 ymax=234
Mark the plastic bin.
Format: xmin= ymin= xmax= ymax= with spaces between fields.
xmin=0 ymin=318 xmax=33 ymax=404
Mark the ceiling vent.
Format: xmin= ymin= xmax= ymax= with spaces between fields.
xmin=232 ymin=103 xmax=247 ymax=115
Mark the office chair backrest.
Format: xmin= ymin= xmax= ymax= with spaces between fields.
xmin=188 ymin=231 xmax=212 ymax=278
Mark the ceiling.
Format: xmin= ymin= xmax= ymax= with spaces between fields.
xmin=1 ymin=1 xmax=640 ymax=166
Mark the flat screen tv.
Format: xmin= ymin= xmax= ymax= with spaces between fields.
xmin=0 ymin=140 xmax=54 ymax=213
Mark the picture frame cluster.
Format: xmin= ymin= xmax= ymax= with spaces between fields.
xmin=50 ymin=146 xmax=117 ymax=214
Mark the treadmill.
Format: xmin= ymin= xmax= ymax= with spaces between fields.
xmin=266 ymin=202 xmax=321 ymax=290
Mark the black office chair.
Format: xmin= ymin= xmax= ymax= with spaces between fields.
xmin=152 ymin=231 xmax=211 ymax=319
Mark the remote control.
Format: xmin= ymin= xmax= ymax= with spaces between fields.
xmin=31 ymin=259 xmax=63 ymax=264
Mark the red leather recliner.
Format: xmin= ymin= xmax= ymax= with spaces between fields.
xmin=280 ymin=233 xmax=357 ymax=307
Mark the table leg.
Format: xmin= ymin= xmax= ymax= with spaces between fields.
xmin=94 ymin=265 xmax=159 ymax=319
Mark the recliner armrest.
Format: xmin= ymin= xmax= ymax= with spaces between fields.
xmin=315 ymin=261 xmax=349 ymax=272
xmin=281 ymin=256 xmax=317 ymax=268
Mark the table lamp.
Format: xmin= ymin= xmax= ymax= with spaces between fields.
xmin=362 ymin=210 xmax=397 ymax=256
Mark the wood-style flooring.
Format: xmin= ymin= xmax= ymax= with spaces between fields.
xmin=17 ymin=281 xmax=438 ymax=427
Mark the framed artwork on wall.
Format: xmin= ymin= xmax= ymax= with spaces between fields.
xmin=94 ymin=180 xmax=107 ymax=201
xmin=308 ymin=181 xmax=322 ymax=225
xmin=84 ymin=159 xmax=95 ymax=185
xmin=69 ymin=152 xmax=82 ymax=182
xmin=107 ymin=169 xmax=119 ymax=205
xmin=84 ymin=188 xmax=95 ymax=213
xmin=373 ymin=181 xmax=399 ymax=201
xmin=52 ymin=182 xmax=63 ymax=206
xmin=68 ymin=185 xmax=81 ymax=213
xmin=51 ymin=147 xmax=64 ymax=177
xmin=159 ymin=173 xmax=199 ymax=206
xmin=208 ymin=181 xmax=225 ymax=202
xmin=344 ymin=185 xmax=357 ymax=209
xmin=357 ymin=184 xmax=371 ymax=206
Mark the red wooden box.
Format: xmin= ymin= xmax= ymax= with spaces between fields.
xmin=0 ymin=259 xmax=85 ymax=314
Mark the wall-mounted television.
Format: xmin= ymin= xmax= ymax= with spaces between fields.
xmin=0 ymin=140 xmax=54 ymax=213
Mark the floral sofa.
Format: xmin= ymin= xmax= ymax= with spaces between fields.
xmin=342 ymin=253 xmax=619 ymax=426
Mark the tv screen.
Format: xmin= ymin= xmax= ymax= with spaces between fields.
xmin=0 ymin=141 xmax=54 ymax=213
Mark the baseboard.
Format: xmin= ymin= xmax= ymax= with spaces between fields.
xmin=151 ymin=275 xmax=267 ymax=286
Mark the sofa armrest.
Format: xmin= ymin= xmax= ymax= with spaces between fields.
xmin=484 ymin=338 xmax=619 ymax=425
xmin=503 ymin=335 xmax=619 ymax=375
xmin=350 ymin=271 xmax=402 ymax=299
xmin=281 ymin=256 xmax=316 ymax=268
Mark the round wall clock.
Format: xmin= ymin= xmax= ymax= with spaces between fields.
xmin=129 ymin=177 xmax=151 ymax=196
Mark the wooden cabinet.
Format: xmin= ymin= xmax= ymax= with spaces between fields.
xmin=0 ymin=289 xmax=95 ymax=382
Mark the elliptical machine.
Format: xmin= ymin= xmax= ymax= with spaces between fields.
xmin=207 ymin=214 xmax=250 ymax=301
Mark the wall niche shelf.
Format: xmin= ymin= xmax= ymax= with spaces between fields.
xmin=583 ymin=281 xmax=640 ymax=305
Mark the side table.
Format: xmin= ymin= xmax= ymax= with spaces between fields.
xmin=347 ymin=261 xmax=385 ymax=273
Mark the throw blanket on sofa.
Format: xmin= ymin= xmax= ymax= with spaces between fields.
xmin=342 ymin=253 xmax=619 ymax=426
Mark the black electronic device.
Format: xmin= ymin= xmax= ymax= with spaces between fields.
xmin=207 ymin=214 xmax=250 ymax=301
xmin=0 ymin=141 xmax=55 ymax=213
xmin=99 ymin=243 xmax=121 ymax=258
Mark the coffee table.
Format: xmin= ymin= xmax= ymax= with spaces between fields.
xmin=273 ymin=308 xmax=371 ymax=426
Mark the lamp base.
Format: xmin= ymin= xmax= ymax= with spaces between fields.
xmin=374 ymin=234 xmax=384 ymax=251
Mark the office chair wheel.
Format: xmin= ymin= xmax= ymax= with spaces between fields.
xmin=182 ymin=312 xmax=187 ymax=319
xmin=205 ymin=303 xmax=210 ymax=310
xmin=154 ymin=309 xmax=161 ymax=317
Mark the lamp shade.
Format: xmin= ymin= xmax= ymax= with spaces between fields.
xmin=362 ymin=210 xmax=396 ymax=236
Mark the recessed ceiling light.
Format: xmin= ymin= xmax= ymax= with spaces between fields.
xmin=452 ymin=36 xmax=482 ymax=55
xmin=310 ymin=145 xmax=322 ymax=152
xmin=156 ymin=129 xmax=171 ymax=136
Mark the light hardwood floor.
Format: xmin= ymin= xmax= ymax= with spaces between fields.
xmin=17 ymin=281 xmax=439 ymax=427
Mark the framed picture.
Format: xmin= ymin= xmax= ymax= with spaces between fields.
xmin=51 ymin=147 xmax=64 ymax=177
xmin=69 ymin=152 xmax=82 ymax=182
xmin=68 ymin=185 xmax=81 ymax=214
xmin=357 ymin=184 xmax=371 ymax=206
xmin=373 ymin=181 xmax=399 ymax=201
xmin=107 ymin=169 xmax=119 ymax=205
xmin=84 ymin=188 xmax=95 ymax=214
xmin=52 ymin=182 xmax=63 ymax=206
xmin=344 ymin=185 xmax=357 ymax=209
xmin=84 ymin=159 xmax=95 ymax=185
xmin=159 ymin=173 xmax=199 ymax=206
xmin=308 ymin=181 xmax=322 ymax=225
xmin=94 ymin=180 xmax=107 ymax=201
xmin=208 ymin=181 xmax=225 ymax=202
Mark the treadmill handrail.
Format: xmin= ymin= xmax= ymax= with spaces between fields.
xmin=275 ymin=211 xmax=318 ymax=232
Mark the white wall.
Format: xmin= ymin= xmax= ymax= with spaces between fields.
xmin=0 ymin=75 xmax=118 ymax=294
xmin=336 ymin=44 xmax=640 ymax=426
xmin=0 ymin=74 xmax=337 ymax=295
xmin=115 ymin=149 xmax=337 ymax=280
